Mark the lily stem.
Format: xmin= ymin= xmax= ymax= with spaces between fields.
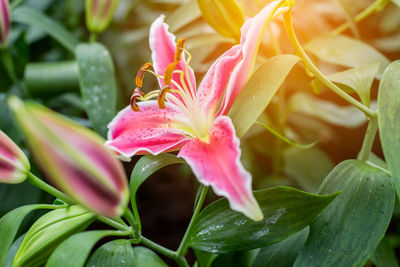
xmin=141 ymin=236 xmax=190 ymax=267
xmin=282 ymin=11 xmax=376 ymax=119
xmin=27 ymin=172 xmax=72 ymax=203
xmin=357 ymin=115 xmax=378 ymax=161
xmin=176 ymin=185 xmax=208 ymax=256
xmin=27 ymin=172 xmax=132 ymax=232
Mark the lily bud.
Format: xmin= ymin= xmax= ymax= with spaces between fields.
xmin=197 ymin=0 xmax=245 ymax=40
xmin=0 ymin=130 xmax=30 ymax=184
xmin=0 ymin=0 xmax=10 ymax=48
xmin=85 ymin=0 xmax=119 ymax=33
xmin=8 ymin=96 xmax=129 ymax=218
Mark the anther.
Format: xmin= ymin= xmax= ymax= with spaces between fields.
xmin=130 ymin=87 xmax=145 ymax=112
xmin=174 ymin=38 xmax=186 ymax=64
xmin=135 ymin=63 xmax=153 ymax=88
xmin=163 ymin=62 xmax=176 ymax=86
xmin=158 ymin=85 xmax=172 ymax=109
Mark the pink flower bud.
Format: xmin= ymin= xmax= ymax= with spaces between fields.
xmin=86 ymin=0 xmax=119 ymax=33
xmin=0 ymin=0 xmax=10 ymax=48
xmin=0 ymin=130 xmax=30 ymax=183
xmin=8 ymin=96 xmax=129 ymax=218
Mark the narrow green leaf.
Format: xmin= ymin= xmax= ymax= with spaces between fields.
xmin=14 ymin=206 xmax=95 ymax=267
xmin=252 ymin=227 xmax=309 ymax=267
xmin=289 ymin=93 xmax=367 ymax=128
xmin=130 ymin=154 xmax=185 ymax=201
xmin=255 ymin=121 xmax=317 ymax=150
xmin=370 ymin=237 xmax=399 ymax=267
xmin=229 ymin=54 xmax=300 ymax=137
xmin=194 ymin=249 xmax=218 ymax=267
xmin=304 ymin=35 xmax=389 ymax=78
xmin=4 ymin=234 xmax=26 ymax=267
xmin=24 ymin=61 xmax=79 ymax=96
xmin=12 ymin=7 xmax=79 ymax=53
xmin=189 ymin=186 xmax=338 ymax=253
xmin=283 ymin=147 xmax=334 ymax=193
xmin=0 ymin=204 xmax=58 ymax=267
xmin=377 ymin=61 xmax=400 ymax=200
xmin=85 ymin=239 xmax=135 ymax=267
xmin=211 ymin=250 xmax=259 ymax=267
xmin=294 ymin=160 xmax=395 ymax=267
xmin=47 ymin=230 xmax=129 ymax=267
xmin=132 ymin=246 xmax=168 ymax=267
xmin=76 ymin=43 xmax=118 ymax=137
xmin=325 ymin=62 xmax=380 ymax=107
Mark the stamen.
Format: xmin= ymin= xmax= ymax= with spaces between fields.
xmin=130 ymin=87 xmax=145 ymax=112
xmin=174 ymin=38 xmax=186 ymax=64
xmin=158 ymin=85 xmax=173 ymax=109
xmin=135 ymin=63 xmax=153 ymax=88
xmin=163 ymin=62 xmax=176 ymax=86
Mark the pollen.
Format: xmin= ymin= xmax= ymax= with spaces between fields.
xmin=158 ymin=85 xmax=172 ymax=109
xmin=130 ymin=87 xmax=145 ymax=112
xmin=135 ymin=63 xmax=153 ymax=88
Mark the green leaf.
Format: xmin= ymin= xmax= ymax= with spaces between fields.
xmin=283 ymin=147 xmax=334 ymax=193
xmin=377 ymin=61 xmax=400 ymax=201
xmin=76 ymin=43 xmax=118 ymax=137
xmin=130 ymin=154 xmax=185 ymax=202
xmin=289 ymin=93 xmax=367 ymax=128
xmin=47 ymin=230 xmax=129 ymax=267
xmin=229 ymin=54 xmax=300 ymax=137
xmin=24 ymin=61 xmax=79 ymax=96
xmin=194 ymin=249 xmax=218 ymax=267
xmin=255 ymin=121 xmax=317 ymax=150
xmin=325 ymin=62 xmax=380 ymax=107
xmin=4 ymin=234 xmax=26 ymax=267
xmin=294 ymin=160 xmax=395 ymax=267
xmin=85 ymin=239 xmax=134 ymax=267
xmin=13 ymin=205 xmax=95 ymax=267
xmin=370 ymin=237 xmax=399 ymax=267
xmin=189 ymin=186 xmax=338 ymax=253
xmin=211 ymin=250 xmax=259 ymax=267
xmin=12 ymin=7 xmax=79 ymax=54
xmin=0 ymin=204 xmax=57 ymax=267
xmin=304 ymin=35 xmax=389 ymax=78
xmin=252 ymin=227 xmax=309 ymax=267
xmin=132 ymin=246 xmax=168 ymax=267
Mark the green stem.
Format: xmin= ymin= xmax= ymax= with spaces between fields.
xmin=89 ymin=32 xmax=98 ymax=43
xmin=357 ymin=115 xmax=378 ymax=161
xmin=141 ymin=236 xmax=190 ymax=267
xmin=124 ymin=208 xmax=140 ymax=241
xmin=27 ymin=172 xmax=72 ymax=203
xmin=331 ymin=0 xmax=387 ymax=35
xmin=10 ymin=0 xmax=24 ymax=9
xmin=97 ymin=216 xmax=131 ymax=232
xmin=176 ymin=185 xmax=208 ymax=256
xmin=131 ymin=196 xmax=142 ymax=232
xmin=282 ymin=11 xmax=376 ymax=119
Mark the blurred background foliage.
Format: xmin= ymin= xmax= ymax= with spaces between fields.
xmin=1 ymin=0 xmax=400 ymax=263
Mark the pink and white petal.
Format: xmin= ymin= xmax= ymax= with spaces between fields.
xmin=196 ymin=45 xmax=242 ymax=118
xmin=106 ymin=101 xmax=191 ymax=158
xmin=217 ymin=0 xmax=286 ymax=115
xmin=178 ymin=116 xmax=263 ymax=221
xmin=149 ymin=16 xmax=197 ymax=99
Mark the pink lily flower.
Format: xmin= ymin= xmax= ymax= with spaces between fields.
xmin=106 ymin=1 xmax=288 ymax=221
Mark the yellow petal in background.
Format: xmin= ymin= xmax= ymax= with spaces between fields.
xmin=197 ymin=0 xmax=245 ymax=41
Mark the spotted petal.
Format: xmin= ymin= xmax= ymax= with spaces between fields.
xmin=178 ymin=116 xmax=263 ymax=221
xmin=149 ymin=15 xmax=197 ymax=100
xmin=106 ymin=101 xmax=191 ymax=158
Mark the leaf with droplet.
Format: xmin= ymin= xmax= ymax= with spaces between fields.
xmin=76 ymin=43 xmax=118 ymax=137
xmin=189 ymin=186 xmax=337 ymax=253
xmin=294 ymin=160 xmax=395 ymax=266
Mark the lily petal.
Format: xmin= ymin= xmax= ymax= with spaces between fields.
xmin=149 ymin=15 xmax=197 ymax=100
xmin=218 ymin=1 xmax=288 ymax=115
xmin=197 ymin=0 xmax=286 ymax=117
xmin=178 ymin=116 xmax=263 ymax=221
xmin=106 ymin=101 xmax=191 ymax=157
